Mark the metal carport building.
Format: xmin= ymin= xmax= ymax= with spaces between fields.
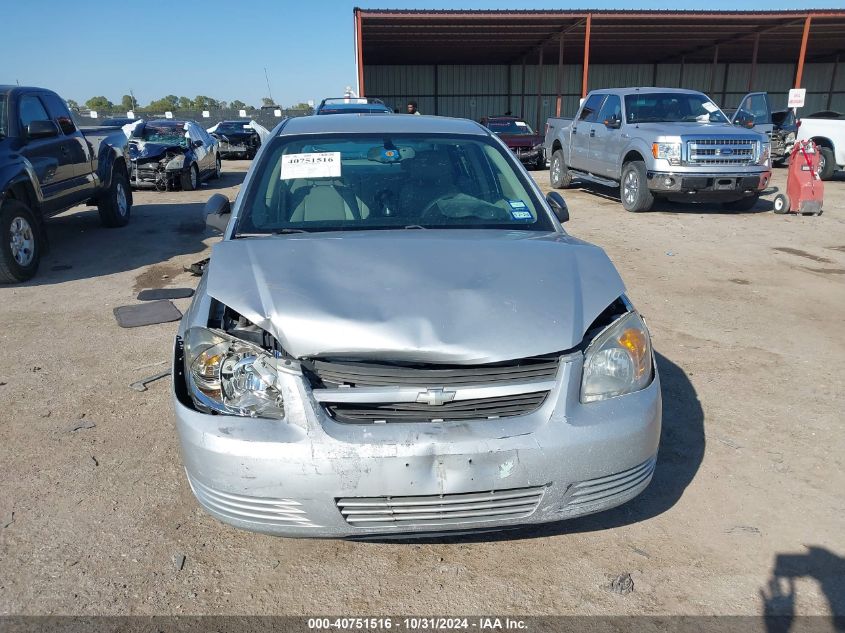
xmin=353 ymin=8 xmax=845 ymax=127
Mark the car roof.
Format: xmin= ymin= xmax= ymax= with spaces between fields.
xmin=590 ymin=87 xmax=708 ymax=97
xmin=280 ymin=114 xmax=489 ymax=137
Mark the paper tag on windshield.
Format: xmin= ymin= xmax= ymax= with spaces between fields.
xmin=281 ymin=152 xmax=342 ymax=180
xmin=515 ymin=121 xmax=528 ymax=127
xmin=702 ymin=102 xmax=718 ymax=113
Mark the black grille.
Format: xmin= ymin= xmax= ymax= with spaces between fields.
xmin=305 ymin=355 xmax=559 ymax=389
xmin=325 ymin=391 xmax=548 ymax=424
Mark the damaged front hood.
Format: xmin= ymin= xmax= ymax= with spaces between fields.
xmin=205 ymin=230 xmax=626 ymax=363
xmin=128 ymin=142 xmax=184 ymax=162
xmin=499 ymin=134 xmax=544 ymax=148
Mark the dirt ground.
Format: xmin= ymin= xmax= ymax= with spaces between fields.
xmin=0 ymin=159 xmax=843 ymax=617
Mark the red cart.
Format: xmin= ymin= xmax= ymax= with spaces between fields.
xmin=773 ymin=139 xmax=824 ymax=215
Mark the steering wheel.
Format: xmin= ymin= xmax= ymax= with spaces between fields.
xmin=419 ymin=193 xmax=461 ymax=220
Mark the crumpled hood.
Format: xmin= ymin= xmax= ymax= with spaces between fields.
xmin=205 ymin=230 xmax=626 ymax=363
xmin=128 ymin=141 xmax=184 ymax=162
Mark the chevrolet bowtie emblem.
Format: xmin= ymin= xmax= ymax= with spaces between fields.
xmin=416 ymin=388 xmax=457 ymax=406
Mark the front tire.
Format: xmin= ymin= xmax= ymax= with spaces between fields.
xmin=181 ymin=163 xmax=199 ymax=191
xmin=98 ymin=168 xmax=131 ymax=227
xmin=550 ymin=150 xmax=571 ymax=189
xmin=0 ymin=200 xmax=42 ymax=283
xmin=620 ymin=161 xmax=654 ymax=212
xmin=722 ymin=194 xmax=760 ymax=212
xmin=817 ymin=147 xmax=835 ymax=181
xmin=211 ymin=154 xmax=222 ymax=180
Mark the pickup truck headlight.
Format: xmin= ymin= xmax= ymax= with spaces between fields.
xmin=758 ymin=142 xmax=770 ymax=166
xmin=581 ymin=312 xmax=653 ymax=403
xmin=652 ymin=142 xmax=681 ymax=166
xmin=184 ymin=327 xmax=285 ymax=418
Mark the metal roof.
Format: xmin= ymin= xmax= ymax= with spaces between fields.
xmin=356 ymin=8 xmax=845 ymax=65
xmin=280 ymin=113 xmax=488 ymax=136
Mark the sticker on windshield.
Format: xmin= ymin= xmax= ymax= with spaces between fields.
xmin=508 ymin=200 xmax=533 ymax=220
xmin=515 ymin=121 xmax=528 ymax=127
xmin=702 ymin=102 xmax=718 ymax=113
xmin=280 ymin=152 xmax=342 ymax=180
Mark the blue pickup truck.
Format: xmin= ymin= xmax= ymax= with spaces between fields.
xmin=0 ymin=85 xmax=133 ymax=282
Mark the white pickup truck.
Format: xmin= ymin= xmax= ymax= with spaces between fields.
xmin=796 ymin=112 xmax=845 ymax=180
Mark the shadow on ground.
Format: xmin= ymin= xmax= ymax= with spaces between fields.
xmin=761 ymin=546 xmax=845 ymax=631
xmin=359 ymin=351 xmax=705 ymax=544
xmin=569 ymin=180 xmax=776 ymax=215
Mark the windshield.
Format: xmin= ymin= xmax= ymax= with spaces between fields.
xmin=318 ymin=106 xmax=392 ymax=115
xmin=624 ymin=92 xmax=728 ymax=124
xmin=486 ymin=119 xmax=535 ymax=135
xmin=0 ymin=94 xmax=7 ymax=137
xmin=140 ymin=124 xmax=188 ymax=146
xmin=236 ymin=134 xmax=555 ymax=235
xmin=218 ymin=122 xmax=251 ymax=132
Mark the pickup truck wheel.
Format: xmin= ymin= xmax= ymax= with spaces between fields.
xmin=181 ymin=164 xmax=199 ymax=191
xmin=817 ymin=147 xmax=835 ymax=181
xmin=722 ymin=195 xmax=760 ymax=212
xmin=211 ymin=155 xmax=222 ymax=180
xmin=98 ymin=169 xmax=131 ymax=228
xmin=550 ymin=150 xmax=571 ymax=189
xmin=0 ymin=200 xmax=41 ymax=283
xmin=620 ymin=161 xmax=654 ymax=212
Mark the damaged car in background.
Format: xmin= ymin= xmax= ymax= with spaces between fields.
xmin=128 ymin=119 xmax=221 ymax=191
xmin=209 ymin=120 xmax=263 ymax=159
xmin=172 ymin=114 xmax=661 ymax=538
xmin=481 ymin=115 xmax=546 ymax=170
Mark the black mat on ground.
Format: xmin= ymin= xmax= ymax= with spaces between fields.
xmin=113 ymin=301 xmax=183 ymax=328
xmin=137 ymin=288 xmax=194 ymax=301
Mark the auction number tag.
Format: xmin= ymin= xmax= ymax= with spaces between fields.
xmin=702 ymin=102 xmax=718 ymax=113
xmin=281 ymin=152 xmax=342 ymax=180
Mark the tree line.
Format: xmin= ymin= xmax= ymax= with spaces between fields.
xmin=69 ymin=95 xmax=312 ymax=113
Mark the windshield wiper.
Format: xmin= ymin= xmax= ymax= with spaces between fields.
xmin=403 ymin=224 xmax=427 ymax=230
xmin=272 ymin=228 xmax=311 ymax=234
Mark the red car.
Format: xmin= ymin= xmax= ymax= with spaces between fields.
xmin=480 ymin=116 xmax=546 ymax=170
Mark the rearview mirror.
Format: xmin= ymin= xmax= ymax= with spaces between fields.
xmin=546 ymin=191 xmax=569 ymax=223
xmin=27 ymin=120 xmax=59 ymax=140
xmin=205 ymin=194 xmax=231 ymax=233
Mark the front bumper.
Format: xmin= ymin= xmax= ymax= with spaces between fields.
xmin=130 ymin=161 xmax=188 ymax=190
xmin=172 ymin=345 xmax=662 ymax=538
xmin=646 ymin=169 xmax=771 ymax=196
xmin=511 ymin=146 xmax=545 ymax=164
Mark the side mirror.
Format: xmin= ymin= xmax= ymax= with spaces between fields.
xmin=27 ymin=120 xmax=59 ymax=140
xmin=193 ymin=139 xmax=204 ymax=148
xmin=732 ymin=110 xmax=755 ymax=129
xmin=205 ymin=194 xmax=231 ymax=233
xmin=604 ymin=117 xmax=621 ymax=129
xmin=546 ymin=191 xmax=569 ymax=223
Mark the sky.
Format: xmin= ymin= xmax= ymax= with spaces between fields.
xmin=1 ymin=0 xmax=842 ymax=108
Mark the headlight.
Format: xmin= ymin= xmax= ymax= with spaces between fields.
xmin=165 ymin=154 xmax=185 ymax=171
xmin=581 ymin=311 xmax=653 ymax=403
xmin=652 ymin=142 xmax=681 ymax=166
xmin=184 ymin=327 xmax=285 ymax=418
xmin=758 ymin=142 xmax=770 ymax=165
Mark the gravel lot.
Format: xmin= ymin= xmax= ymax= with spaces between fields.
xmin=1 ymin=160 xmax=843 ymax=616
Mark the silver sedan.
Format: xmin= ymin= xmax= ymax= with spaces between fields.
xmin=172 ymin=114 xmax=661 ymax=538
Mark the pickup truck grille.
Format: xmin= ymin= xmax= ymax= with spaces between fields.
xmin=686 ymin=138 xmax=757 ymax=166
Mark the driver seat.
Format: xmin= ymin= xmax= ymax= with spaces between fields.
xmin=398 ymin=151 xmax=459 ymax=219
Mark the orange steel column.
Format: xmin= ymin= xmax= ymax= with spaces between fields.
xmin=794 ymin=15 xmax=812 ymax=88
xmin=535 ymin=46 xmax=544 ymax=130
xmin=355 ymin=9 xmax=365 ymax=97
xmin=581 ymin=14 xmax=592 ymax=98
